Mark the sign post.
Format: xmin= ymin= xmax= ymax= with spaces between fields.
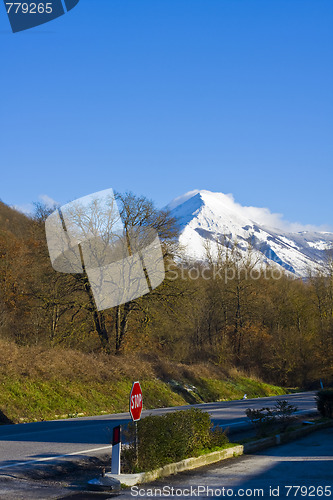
xmin=111 ymin=425 xmax=121 ymax=474
xmin=129 ymin=381 xmax=143 ymax=465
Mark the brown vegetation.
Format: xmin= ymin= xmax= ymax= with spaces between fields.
xmin=0 ymin=337 xmax=285 ymax=423
xmin=0 ymin=196 xmax=332 ymax=390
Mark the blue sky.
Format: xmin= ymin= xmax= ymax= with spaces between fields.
xmin=1 ymin=0 xmax=332 ymax=229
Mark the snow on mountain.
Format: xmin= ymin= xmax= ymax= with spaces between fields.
xmin=167 ymin=190 xmax=333 ymax=276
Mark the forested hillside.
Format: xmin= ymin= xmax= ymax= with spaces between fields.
xmin=0 ymin=195 xmax=332 ymax=397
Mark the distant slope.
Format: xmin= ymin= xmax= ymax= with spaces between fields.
xmin=168 ymin=190 xmax=333 ymax=276
xmin=0 ymin=201 xmax=32 ymax=238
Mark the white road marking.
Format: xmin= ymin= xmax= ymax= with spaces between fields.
xmin=0 ymin=400 xmax=318 ymax=470
xmin=270 ymin=456 xmax=333 ymax=461
xmin=224 ymin=420 xmax=248 ymax=426
xmin=0 ymin=444 xmax=112 ymax=470
xmin=222 ymin=408 xmax=317 ymax=427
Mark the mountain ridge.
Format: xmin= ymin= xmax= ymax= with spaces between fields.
xmin=168 ymin=190 xmax=333 ymax=276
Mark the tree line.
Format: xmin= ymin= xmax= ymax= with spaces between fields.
xmin=0 ymin=195 xmax=332 ymax=388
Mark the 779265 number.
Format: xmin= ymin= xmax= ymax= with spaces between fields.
xmin=6 ymin=3 xmax=53 ymax=14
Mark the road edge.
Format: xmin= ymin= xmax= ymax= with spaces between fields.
xmin=107 ymin=419 xmax=333 ymax=487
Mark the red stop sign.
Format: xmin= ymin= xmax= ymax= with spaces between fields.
xmin=129 ymin=381 xmax=143 ymax=421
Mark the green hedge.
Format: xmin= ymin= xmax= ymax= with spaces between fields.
xmin=316 ymin=390 xmax=333 ymax=419
xmin=122 ymin=408 xmax=228 ymax=472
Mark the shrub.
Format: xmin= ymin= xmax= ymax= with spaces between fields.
xmin=273 ymin=400 xmax=298 ymax=431
xmin=210 ymin=425 xmax=229 ymax=449
xmin=122 ymin=408 xmax=228 ymax=472
xmin=245 ymin=407 xmax=275 ymax=436
xmin=245 ymin=400 xmax=298 ymax=436
xmin=316 ymin=390 xmax=333 ymax=419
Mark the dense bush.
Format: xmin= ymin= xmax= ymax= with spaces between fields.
xmin=316 ymin=390 xmax=333 ymax=418
xmin=122 ymin=408 xmax=228 ymax=472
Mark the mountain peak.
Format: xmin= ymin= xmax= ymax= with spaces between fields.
xmin=168 ymin=190 xmax=333 ymax=276
xmin=168 ymin=189 xmax=236 ymax=211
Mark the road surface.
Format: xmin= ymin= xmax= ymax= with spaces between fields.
xmin=120 ymin=426 xmax=333 ymax=499
xmin=0 ymin=391 xmax=317 ymax=476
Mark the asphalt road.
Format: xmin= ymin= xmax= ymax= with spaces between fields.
xmin=120 ymin=426 xmax=333 ymax=499
xmin=0 ymin=391 xmax=317 ymax=476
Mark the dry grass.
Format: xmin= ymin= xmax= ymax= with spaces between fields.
xmin=0 ymin=339 xmax=287 ymax=424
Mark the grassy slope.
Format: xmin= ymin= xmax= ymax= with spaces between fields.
xmin=0 ymin=340 xmax=287 ymax=424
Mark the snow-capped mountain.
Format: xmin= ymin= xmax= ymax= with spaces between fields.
xmin=168 ymin=190 xmax=333 ymax=276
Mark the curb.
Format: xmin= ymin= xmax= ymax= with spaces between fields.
xmin=107 ymin=420 xmax=333 ymax=487
xmin=243 ymin=419 xmax=333 ymax=454
xmin=105 ymin=445 xmax=244 ymax=486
